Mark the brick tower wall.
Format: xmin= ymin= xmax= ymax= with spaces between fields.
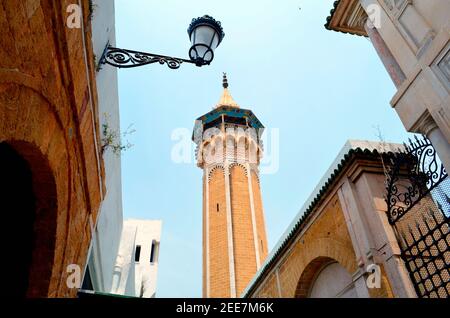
xmin=199 ymin=128 xmax=268 ymax=298
xmin=202 ymin=175 xmax=207 ymax=298
xmin=230 ymin=164 xmax=257 ymax=296
xmin=252 ymin=171 xmax=268 ymax=264
xmin=206 ymin=167 xmax=231 ymax=297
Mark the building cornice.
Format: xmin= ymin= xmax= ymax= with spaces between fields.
xmin=325 ymin=0 xmax=368 ymax=37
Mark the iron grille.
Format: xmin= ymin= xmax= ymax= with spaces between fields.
xmin=385 ymin=136 xmax=449 ymax=298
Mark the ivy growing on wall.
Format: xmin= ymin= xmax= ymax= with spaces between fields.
xmin=101 ymin=113 xmax=135 ymax=156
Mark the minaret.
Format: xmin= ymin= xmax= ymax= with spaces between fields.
xmin=192 ymin=74 xmax=268 ymax=298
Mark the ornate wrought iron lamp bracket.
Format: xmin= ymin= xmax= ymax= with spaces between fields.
xmin=98 ymin=44 xmax=207 ymax=70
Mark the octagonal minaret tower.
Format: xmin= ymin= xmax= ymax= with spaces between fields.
xmin=192 ymin=74 xmax=268 ymax=298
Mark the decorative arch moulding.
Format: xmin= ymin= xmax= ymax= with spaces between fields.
xmin=228 ymin=162 xmax=249 ymax=176
xmin=201 ymin=131 xmax=261 ymax=147
xmin=206 ymin=164 xmax=225 ymax=182
xmin=205 ymin=162 xmax=263 ymax=182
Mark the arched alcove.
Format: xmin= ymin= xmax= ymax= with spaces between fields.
xmin=0 ymin=141 xmax=57 ymax=297
xmin=296 ymin=257 xmax=357 ymax=298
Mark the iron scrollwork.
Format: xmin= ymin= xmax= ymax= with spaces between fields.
xmin=385 ymin=135 xmax=448 ymax=224
xmin=100 ymin=46 xmax=195 ymax=70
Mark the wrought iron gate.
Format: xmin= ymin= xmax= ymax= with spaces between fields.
xmin=385 ymin=136 xmax=449 ymax=298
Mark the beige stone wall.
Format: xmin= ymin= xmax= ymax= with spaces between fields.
xmin=0 ymin=0 xmax=103 ymax=297
xmin=251 ymin=194 xmax=394 ymax=298
xmin=283 ymin=195 xmax=357 ymax=297
xmin=255 ymin=272 xmax=279 ymax=298
xmin=368 ymin=264 xmax=394 ymax=298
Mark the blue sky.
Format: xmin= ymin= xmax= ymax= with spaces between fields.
xmin=115 ymin=0 xmax=411 ymax=297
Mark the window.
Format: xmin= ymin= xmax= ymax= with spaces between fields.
xmin=150 ymin=240 xmax=159 ymax=264
xmin=216 ymin=203 xmax=219 ymax=212
xmin=135 ymin=245 xmax=141 ymax=262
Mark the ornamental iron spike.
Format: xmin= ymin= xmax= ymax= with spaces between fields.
xmin=403 ymin=142 xmax=409 ymax=152
xmin=414 ymin=134 xmax=420 ymax=146
xmin=421 ymin=214 xmax=431 ymax=231
xmin=415 ymin=220 xmax=424 ymax=236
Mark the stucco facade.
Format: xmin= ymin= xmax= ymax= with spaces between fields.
xmin=81 ymin=0 xmax=124 ymax=295
xmin=111 ymin=219 xmax=162 ymax=298
xmin=326 ymin=0 xmax=450 ymax=171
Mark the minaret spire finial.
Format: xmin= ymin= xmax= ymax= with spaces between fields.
xmin=222 ymin=72 xmax=229 ymax=88
xmin=216 ymin=72 xmax=238 ymax=108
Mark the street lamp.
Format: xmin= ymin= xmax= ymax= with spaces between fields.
xmin=99 ymin=15 xmax=225 ymax=70
xmin=187 ymin=15 xmax=225 ymax=66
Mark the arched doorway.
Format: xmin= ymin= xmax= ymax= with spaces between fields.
xmin=309 ymin=262 xmax=357 ymax=298
xmin=0 ymin=141 xmax=57 ymax=297
xmin=296 ymin=257 xmax=357 ymax=298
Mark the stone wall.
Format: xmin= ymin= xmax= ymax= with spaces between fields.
xmin=0 ymin=0 xmax=103 ymax=297
xmin=245 ymin=146 xmax=411 ymax=298
xmin=252 ymin=195 xmax=359 ymax=297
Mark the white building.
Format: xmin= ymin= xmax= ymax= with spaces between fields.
xmin=111 ymin=220 xmax=163 ymax=298
xmin=79 ymin=1 xmax=163 ymax=299
xmin=325 ymin=0 xmax=450 ymax=171
xmin=81 ymin=0 xmax=124 ymax=293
